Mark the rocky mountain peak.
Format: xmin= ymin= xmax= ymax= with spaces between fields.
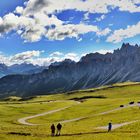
xmin=0 ymin=43 xmax=140 ymax=98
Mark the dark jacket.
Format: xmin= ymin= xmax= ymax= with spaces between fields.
xmin=57 ymin=123 xmax=62 ymax=130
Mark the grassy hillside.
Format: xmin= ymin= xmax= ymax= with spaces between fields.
xmin=0 ymin=82 xmax=140 ymax=140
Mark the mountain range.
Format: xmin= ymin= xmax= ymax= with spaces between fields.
xmin=0 ymin=63 xmax=46 ymax=78
xmin=0 ymin=43 xmax=140 ymax=98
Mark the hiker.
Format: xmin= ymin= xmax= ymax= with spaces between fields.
xmin=56 ymin=123 xmax=62 ymax=136
xmin=137 ymin=102 xmax=140 ymax=109
xmin=51 ymin=124 xmax=55 ymax=136
xmin=108 ymin=122 xmax=112 ymax=132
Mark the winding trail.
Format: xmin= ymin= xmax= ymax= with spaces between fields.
xmin=18 ymin=106 xmax=70 ymax=126
xmin=60 ymin=104 xmax=137 ymax=124
xmin=18 ymin=103 xmax=138 ymax=127
xmin=95 ymin=104 xmax=136 ymax=116
xmin=96 ymin=120 xmax=139 ymax=130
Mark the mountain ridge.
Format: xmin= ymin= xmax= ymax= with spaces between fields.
xmin=0 ymin=43 xmax=140 ymax=98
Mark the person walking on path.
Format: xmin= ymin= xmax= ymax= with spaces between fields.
xmin=56 ymin=123 xmax=62 ymax=136
xmin=137 ymin=102 xmax=140 ymax=109
xmin=108 ymin=122 xmax=112 ymax=132
xmin=51 ymin=124 xmax=55 ymax=136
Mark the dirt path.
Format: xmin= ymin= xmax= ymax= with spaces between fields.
xmin=18 ymin=106 xmax=70 ymax=125
xmin=96 ymin=120 xmax=139 ymax=130
xmin=61 ymin=104 xmax=137 ymax=124
xmin=18 ymin=103 xmax=137 ymax=126
xmin=95 ymin=104 xmax=136 ymax=116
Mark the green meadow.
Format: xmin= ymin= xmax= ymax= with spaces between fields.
xmin=0 ymin=82 xmax=140 ymax=140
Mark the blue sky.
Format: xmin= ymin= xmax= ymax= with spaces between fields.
xmin=0 ymin=0 xmax=140 ymax=66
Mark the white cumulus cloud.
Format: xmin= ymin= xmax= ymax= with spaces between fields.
xmin=64 ymin=53 xmax=79 ymax=61
xmin=49 ymin=51 xmax=63 ymax=57
xmin=107 ymin=21 xmax=140 ymax=43
xmin=11 ymin=50 xmax=44 ymax=61
xmin=0 ymin=51 xmax=81 ymax=66
xmin=46 ymin=24 xmax=98 ymax=40
xmin=97 ymin=28 xmax=111 ymax=37
xmin=0 ymin=0 xmax=139 ymax=42
xmin=94 ymin=49 xmax=113 ymax=54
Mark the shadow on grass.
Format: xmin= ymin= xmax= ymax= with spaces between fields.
xmin=70 ymin=95 xmax=106 ymax=102
xmin=61 ymin=131 xmax=107 ymax=136
xmin=7 ymin=131 xmax=106 ymax=137
xmin=8 ymin=132 xmax=31 ymax=136
xmin=7 ymin=130 xmax=137 ymax=137
xmin=58 ymin=130 xmax=138 ymax=137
